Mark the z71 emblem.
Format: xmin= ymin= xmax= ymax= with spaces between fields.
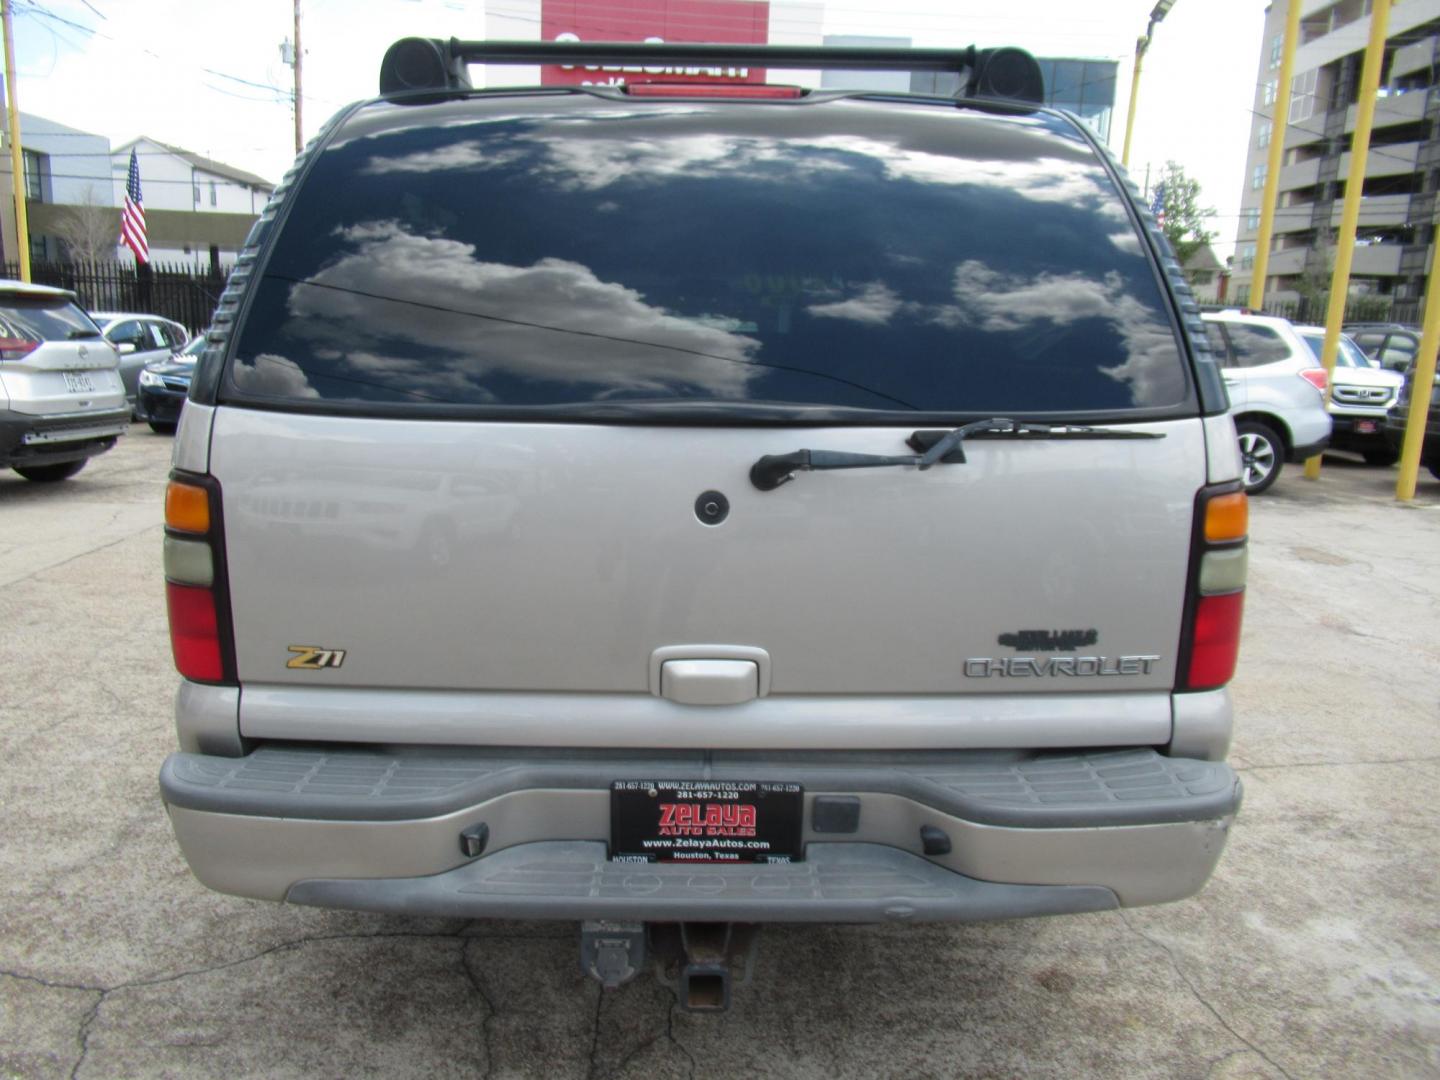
xmin=286 ymin=645 xmax=346 ymax=670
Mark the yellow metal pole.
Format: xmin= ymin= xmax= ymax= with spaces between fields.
xmin=1304 ymin=0 xmax=1391 ymax=481
xmin=1249 ymin=0 xmax=1302 ymax=310
xmin=1121 ymin=35 xmax=1147 ymax=168
xmin=2 ymin=0 xmax=30 ymax=282
xmin=1396 ymin=251 xmax=1440 ymax=500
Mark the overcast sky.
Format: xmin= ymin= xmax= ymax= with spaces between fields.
xmin=10 ymin=0 xmax=1267 ymax=257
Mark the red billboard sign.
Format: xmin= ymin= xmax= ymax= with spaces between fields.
xmin=540 ymin=0 xmax=771 ymax=86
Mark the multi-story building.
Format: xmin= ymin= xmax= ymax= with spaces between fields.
xmin=0 ymin=113 xmax=115 ymax=264
xmin=0 ymin=118 xmax=274 ymax=271
xmin=110 ymin=138 xmax=274 ymax=269
xmin=1234 ymin=0 xmax=1440 ymax=312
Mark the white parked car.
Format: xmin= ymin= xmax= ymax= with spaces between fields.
xmin=1294 ymin=326 xmax=1406 ymax=466
xmin=1201 ymin=311 xmax=1333 ymax=493
xmin=90 ymin=312 xmax=190 ymax=413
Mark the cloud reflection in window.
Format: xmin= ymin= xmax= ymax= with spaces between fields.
xmin=265 ymin=221 xmax=762 ymax=401
xmin=806 ymin=283 xmax=904 ymax=326
xmin=938 ymin=261 xmax=1185 ymax=406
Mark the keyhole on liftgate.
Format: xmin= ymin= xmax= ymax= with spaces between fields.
xmin=695 ymin=490 xmax=729 ymax=526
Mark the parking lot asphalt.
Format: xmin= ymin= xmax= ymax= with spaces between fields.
xmin=1 ymin=428 xmax=1438 ymax=1079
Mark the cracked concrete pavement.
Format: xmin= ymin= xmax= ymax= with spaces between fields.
xmin=1 ymin=429 xmax=1437 ymax=1078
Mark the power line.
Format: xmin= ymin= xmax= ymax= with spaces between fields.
xmin=1243 ymin=102 xmax=1433 ymax=173
xmin=204 ymin=67 xmax=291 ymax=96
xmin=12 ymin=0 xmax=338 ymax=109
xmin=14 ymin=1 xmax=95 ymax=37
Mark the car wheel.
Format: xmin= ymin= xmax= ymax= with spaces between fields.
xmin=1236 ymin=421 xmax=1284 ymax=495
xmin=13 ymin=459 xmax=87 ymax=482
xmin=149 ymin=421 xmax=177 ymax=435
xmin=1363 ymin=448 xmax=1399 ymax=467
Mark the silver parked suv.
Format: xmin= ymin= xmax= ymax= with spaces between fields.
xmin=1200 ymin=311 xmax=1332 ymax=494
xmin=159 ymin=40 xmax=1246 ymax=1008
xmin=0 ymin=281 xmax=128 ymax=482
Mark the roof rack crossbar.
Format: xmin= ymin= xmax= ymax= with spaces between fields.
xmin=378 ymin=38 xmax=1046 ymax=105
xmin=446 ymin=40 xmax=978 ymax=73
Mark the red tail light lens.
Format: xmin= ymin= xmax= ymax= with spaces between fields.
xmin=0 ymin=335 xmax=39 ymax=360
xmin=1186 ymin=592 xmax=1245 ymax=690
xmin=1299 ymin=368 xmax=1327 ymax=392
xmin=164 ymin=471 xmax=233 ymax=684
xmin=628 ymin=83 xmax=803 ymax=98
xmin=166 ymin=582 xmax=224 ymax=681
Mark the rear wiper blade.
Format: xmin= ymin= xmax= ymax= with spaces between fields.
xmin=749 ymin=418 xmax=1164 ymax=491
xmin=908 ymin=419 xmax=1165 ymax=463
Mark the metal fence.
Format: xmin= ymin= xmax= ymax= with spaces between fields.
xmin=6 ymin=260 xmax=226 ymax=336
xmin=1252 ymin=294 xmax=1421 ymax=327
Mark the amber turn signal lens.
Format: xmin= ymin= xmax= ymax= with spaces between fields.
xmin=1204 ymin=491 xmax=1248 ymax=543
xmin=165 ymin=481 xmax=211 ymax=534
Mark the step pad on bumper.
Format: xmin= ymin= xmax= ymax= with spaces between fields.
xmin=161 ymin=746 xmax=1240 ymax=829
xmin=286 ymin=841 xmax=1119 ymax=924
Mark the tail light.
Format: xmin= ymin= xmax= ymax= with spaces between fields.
xmin=1180 ymin=487 xmax=1247 ymax=691
xmin=1299 ymin=368 xmax=1327 ymax=393
xmin=164 ymin=472 xmax=236 ymax=683
xmin=0 ymin=335 xmax=39 ymax=360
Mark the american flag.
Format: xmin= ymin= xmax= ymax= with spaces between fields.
xmin=120 ymin=148 xmax=148 ymax=264
xmin=1150 ymin=180 xmax=1167 ymax=227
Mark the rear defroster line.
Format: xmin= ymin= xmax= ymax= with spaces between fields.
xmin=748 ymin=418 xmax=1165 ymax=490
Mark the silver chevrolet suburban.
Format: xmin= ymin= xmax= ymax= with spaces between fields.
xmin=159 ymin=39 xmax=1246 ymax=1010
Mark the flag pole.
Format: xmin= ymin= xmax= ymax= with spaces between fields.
xmin=3 ymin=0 xmax=32 ymax=282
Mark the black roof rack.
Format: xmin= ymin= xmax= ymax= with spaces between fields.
xmin=379 ymin=38 xmax=1045 ymax=105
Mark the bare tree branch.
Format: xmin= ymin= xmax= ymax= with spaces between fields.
xmin=52 ymin=185 xmax=119 ymax=264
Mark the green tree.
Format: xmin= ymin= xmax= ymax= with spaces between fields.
xmin=1294 ymin=232 xmax=1335 ymax=315
xmin=1155 ymin=160 xmax=1217 ymax=267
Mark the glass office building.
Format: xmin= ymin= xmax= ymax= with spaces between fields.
xmin=908 ymin=57 xmax=1119 ymax=143
xmin=1036 ymin=58 xmax=1118 ymax=143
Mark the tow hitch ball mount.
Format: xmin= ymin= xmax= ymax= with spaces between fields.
xmin=579 ymin=921 xmax=760 ymax=1012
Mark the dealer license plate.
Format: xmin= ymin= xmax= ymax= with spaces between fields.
xmin=610 ymin=779 xmax=804 ymax=864
xmin=63 ymin=371 xmax=95 ymax=393
xmin=1355 ymin=419 xmax=1378 ymax=434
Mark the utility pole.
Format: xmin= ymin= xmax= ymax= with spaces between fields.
xmin=2 ymin=0 xmax=31 ymax=282
xmin=1304 ymin=0 xmax=1391 ymax=481
xmin=292 ymin=0 xmax=302 ymax=154
xmin=1121 ymin=1 xmax=1176 ymax=168
xmin=1249 ymin=0 xmax=1301 ymax=311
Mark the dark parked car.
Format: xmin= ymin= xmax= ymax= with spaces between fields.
xmin=1384 ymin=366 xmax=1440 ymax=480
xmin=136 ymin=337 xmax=201 ymax=433
xmin=1343 ymin=323 xmax=1422 ymax=373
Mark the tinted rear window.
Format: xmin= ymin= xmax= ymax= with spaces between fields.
xmin=0 ymin=296 xmax=97 ymax=343
xmin=228 ymin=97 xmax=1190 ymax=419
xmin=1222 ymin=323 xmax=1292 ymax=368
